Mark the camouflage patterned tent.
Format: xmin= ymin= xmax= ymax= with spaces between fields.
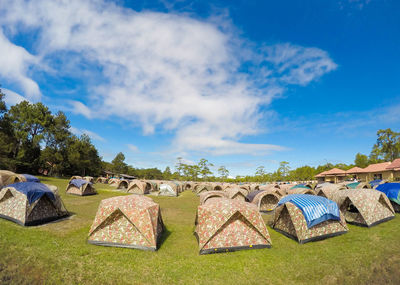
xmin=330 ymin=189 xmax=395 ymax=227
xmin=249 ymin=190 xmax=281 ymax=212
xmin=88 ymin=195 xmax=164 ymax=250
xmin=117 ymin=179 xmax=130 ymax=190
xmin=272 ymin=195 xmax=348 ymax=243
xmin=127 ymin=180 xmax=151 ymax=195
xmin=0 ymin=182 xmax=69 ymax=226
xmin=0 ymin=170 xmax=26 ymax=187
xmin=199 ymin=191 xmax=226 ymax=205
xmin=193 ymin=184 xmax=213 ymax=195
xmin=95 ymin=177 xmax=108 ymax=184
xmin=287 ymin=188 xmax=315 ymax=195
xmin=194 ymin=198 xmax=272 ymax=254
xmin=66 ymin=179 xmax=97 ymax=196
xmin=69 ymin=175 xmax=82 ymax=182
xmin=224 ymin=187 xmax=247 ymax=202
xmin=83 ymin=176 xmax=94 ymax=183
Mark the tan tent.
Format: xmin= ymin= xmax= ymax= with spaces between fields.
xmin=66 ymin=179 xmax=97 ymax=196
xmin=108 ymin=178 xmax=120 ymax=186
xmin=199 ymin=191 xmax=226 ymax=205
xmin=88 ymin=195 xmax=164 ymax=250
xmin=95 ymin=177 xmax=108 ymax=184
xmin=0 ymin=170 xmax=26 ymax=187
xmin=224 ymin=187 xmax=247 ymax=202
xmin=117 ymin=179 xmax=130 ymax=190
xmin=248 ymin=190 xmax=281 ymax=212
xmin=195 ymin=198 xmax=272 ymax=254
xmin=330 ymin=189 xmax=395 ymax=227
xmin=193 ymin=184 xmax=213 ymax=196
xmin=272 ymin=195 xmax=348 ymax=243
xmin=0 ymin=182 xmax=69 ymax=226
xmin=69 ymin=175 xmax=82 ymax=182
xmin=127 ymin=180 xmax=151 ymax=195
xmin=83 ymin=176 xmax=94 ymax=183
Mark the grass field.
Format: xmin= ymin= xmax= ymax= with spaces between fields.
xmin=1 ymin=177 xmax=400 ymax=284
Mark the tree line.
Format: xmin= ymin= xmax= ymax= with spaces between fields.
xmin=1 ymin=87 xmax=399 ymax=180
xmin=0 ymin=88 xmax=102 ymax=176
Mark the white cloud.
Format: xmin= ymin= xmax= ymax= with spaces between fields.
xmin=2 ymin=88 xmax=30 ymax=105
xmin=69 ymin=126 xmax=105 ymax=142
xmin=127 ymin=144 xmax=140 ymax=153
xmin=0 ymin=29 xmax=41 ymax=100
xmin=67 ymin=100 xmax=93 ymax=119
xmin=0 ymin=0 xmax=337 ymax=156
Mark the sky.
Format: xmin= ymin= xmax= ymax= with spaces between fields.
xmin=0 ymin=0 xmax=399 ymax=176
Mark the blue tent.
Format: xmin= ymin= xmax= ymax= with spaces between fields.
xmin=6 ymin=182 xmax=55 ymax=204
xmin=369 ymin=179 xmax=382 ymax=187
xmin=278 ymin=194 xmax=340 ymax=228
xmin=376 ymin=183 xmax=400 ymax=205
xmin=22 ymin=174 xmax=40 ymax=183
xmin=69 ymin=179 xmax=92 ymax=188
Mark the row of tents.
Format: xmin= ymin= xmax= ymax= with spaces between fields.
xmin=1 ymin=170 xmax=400 ymax=255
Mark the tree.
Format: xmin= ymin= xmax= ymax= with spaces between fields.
xmin=218 ymin=166 xmax=229 ymax=180
xmin=6 ymin=101 xmax=54 ymax=172
xmin=67 ymin=134 xmax=102 ymax=176
xmin=112 ymin=152 xmax=128 ymax=173
xmin=370 ymin=129 xmax=400 ymax=161
xmin=163 ymin=166 xmax=172 ymax=180
xmin=0 ymin=89 xmax=16 ymax=169
xmin=277 ymin=161 xmax=290 ymax=180
xmin=175 ymin=157 xmax=184 ymax=178
xmin=198 ymin=158 xmax=213 ymax=180
xmin=354 ymin=153 xmax=369 ymax=168
xmin=40 ymin=111 xmax=71 ymax=175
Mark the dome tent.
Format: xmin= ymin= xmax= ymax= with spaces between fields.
xmin=88 ymin=195 xmax=164 ymax=251
xmin=376 ymin=183 xmax=400 ymax=212
xmin=66 ymin=179 xmax=97 ymax=196
xmin=330 ymin=189 xmax=395 ymax=227
xmin=0 ymin=182 xmax=69 ymax=226
xmin=195 ymin=198 xmax=272 ymax=254
xmin=158 ymin=183 xmax=179 ymax=197
xmin=272 ymin=194 xmax=348 ymax=244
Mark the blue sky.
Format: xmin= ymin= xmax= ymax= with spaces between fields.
xmin=0 ymin=0 xmax=399 ymax=176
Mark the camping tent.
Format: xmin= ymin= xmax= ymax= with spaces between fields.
xmin=249 ymin=190 xmax=281 ymax=212
xmin=95 ymin=177 xmax=108 ymax=184
xmin=22 ymin=174 xmax=40 ymax=183
xmin=272 ymin=194 xmax=348 ymax=243
xmin=0 ymin=182 xmax=69 ymax=226
xmin=127 ymin=180 xmax=151 ymax=195
xmin=69 ymin=176 xmax=82 ymax=182
xmin=193 ymin=184 xmax=213 ymax=195
xmin=0 ymin=170 xmax=25 ymax=187
xmin=83 ymin=176 xmax=94 ymax=183
xmin=376 ymin=183 xmax=400 ymax=212
xmin=195 ymin=198 xmax=272 ymax=254
xmin=66 ymin=179 xmax=97 ymax=196
xmin=158 ymin=183 xmax=179 ymax=197
xmin=199 ymin=191 xmax=226 ymax=205
xmin=330 ymin=189 xmax=395 ymax=227
xmin=88 ymin=195 xmax=164 ymax=251
xmin=224 ymin=188 xmax=248 ymax=202
xmin=108 ymin=178 xmax=120 ymax=186
xmin=117 ymin=179 xmax=130 ymax=190
xmin=369 ymin=179 xmax=383 ymax=188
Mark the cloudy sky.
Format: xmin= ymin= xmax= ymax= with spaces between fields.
xmin=0 ymin=0 xmax=399 ymax=176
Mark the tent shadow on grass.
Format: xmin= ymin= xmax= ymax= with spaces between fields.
xmin=157 ymin=226 xmax=172 ymax=250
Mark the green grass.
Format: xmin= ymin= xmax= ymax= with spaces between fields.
xmin=1 ymin=177 xmax=400 ymax=284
